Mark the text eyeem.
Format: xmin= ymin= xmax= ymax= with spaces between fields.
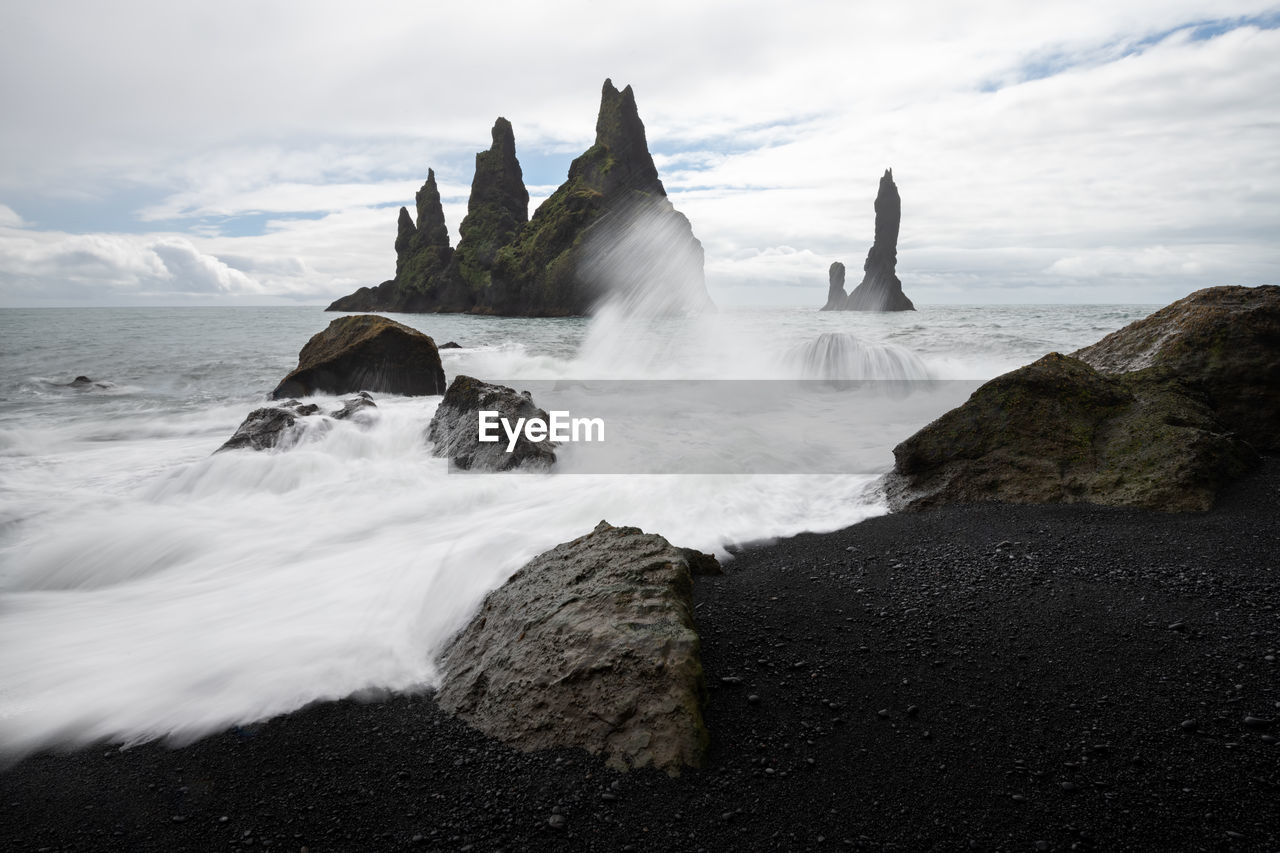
xmin=478 ymin=410 xmax=605 ymax=452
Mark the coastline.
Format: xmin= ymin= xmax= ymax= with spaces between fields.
xmin=4 ymin=459 xmax=1277 ymax=852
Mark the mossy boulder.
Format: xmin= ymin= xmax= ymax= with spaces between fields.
xmin=435 ymin=520 xmax=710 ymax=775
xmin=887 ymin=353 xmax=1255 ymax=512
xmin=1073 ymin=285 xmax=1280 ymax=451
xmin=271 ymin=315 xmax=445 ymax=399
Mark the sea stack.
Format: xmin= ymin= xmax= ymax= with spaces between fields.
xmin=821 ymin=262 xmax=847 ymax=311
xmin=326 ymin=80 xmax=711 ymax=317
xmin=825 ymin=169 xmax=915 ymax=312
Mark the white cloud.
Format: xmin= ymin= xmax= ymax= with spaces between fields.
xmin=1 ymin=1 xmax=1278 ymax=306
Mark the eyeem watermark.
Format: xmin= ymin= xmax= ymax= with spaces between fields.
xmin=478 ymin=410 xmax=606 ymax=452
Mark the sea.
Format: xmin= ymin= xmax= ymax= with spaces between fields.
xmin=0 ymin=301 xmax=1156 ymax=759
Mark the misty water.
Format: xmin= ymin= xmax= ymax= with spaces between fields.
xmin=0 ymin=300 xmax=1155 ymax=759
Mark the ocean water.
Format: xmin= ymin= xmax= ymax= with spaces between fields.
xmin=0 ymin=301 xmax=1156 ymax=759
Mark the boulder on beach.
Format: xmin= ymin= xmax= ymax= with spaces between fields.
xmin=1072 ymin=285 xmax=1280 ymax=451
xmin=886 ymin=353 xmax=1255 ymax=512
xmin=271 ymin=315 xmax=446 ymax=399
xmin=216 ymin=394 xmax=378 ymax=453
xmin=887 ymin=285 xmax=1279 ymax=512
xmin=426 ymin=375 xmax=557 ymax=471
xmin=435 ymin=520 xmax=714 ymax=774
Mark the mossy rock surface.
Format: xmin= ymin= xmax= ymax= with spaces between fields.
xmin=271 ymin=314 xmax=446 ymax=399
xmin=888 ymin=353 xmax=1255 ymax=512
xmin=1074 ymin=285 xmax=1280 ymax=451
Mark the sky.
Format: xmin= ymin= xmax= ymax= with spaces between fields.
xmin=0 ymin=0 xmax=1277 ymax=307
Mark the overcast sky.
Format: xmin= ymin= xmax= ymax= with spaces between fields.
xmin=1 ymin=0 xmax=1277 ymax=307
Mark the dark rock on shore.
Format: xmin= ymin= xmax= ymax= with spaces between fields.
xmin=216 ymin=394 xmax=378 ymax=453
xmin=826 ymin=169 xmax=915 ymax=312
xmin=270 ymin=315 xmax=445 ymax=399
xmin=65 ymin=375 xmax=114 ymax=390
xmin=820 ymin=262 xmax=847 ymax=311
xmin=888 ymin=285 xmax=1277 ymax=511
xmin=426 ymin=375 xmax=556 ymax=471
xmin=1073 ymin=284 xmax=1280 ymax=451
xmin=436 ymin=520 xmax=709 ymax=774
xmin=439 ymin=341 xmax=462 ymax=349
xmin=887 ymin=352 xmax=1255 ymax=511
xmin=325 ymin=80 xmax=711 ymax=317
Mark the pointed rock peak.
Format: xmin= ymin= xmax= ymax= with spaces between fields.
xmin=397 ymin=206 xmax=414 ymax=233
xmin=415 ymin=167 xmax=450 ymax=248
xmin=582 ymin=78 xmax=661 ymax=195
xmin=490 ymin=117 xmax=516 ymax=153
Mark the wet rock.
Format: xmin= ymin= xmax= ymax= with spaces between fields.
xmin=217 ymin=395 xmax=377 ymax=453
xmin=271 ymin=315 xmax=446 ymax=399
xmin=426 ymin=375 xmax=556 ymax=471
xmin=330 ymin=392 xmax=377 ymax=421
xmin=436 ymin=520 xmax=709 ymax=774
xmin=439 ymin=341 xmax=463 ymax=349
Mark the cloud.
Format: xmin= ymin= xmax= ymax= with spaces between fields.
xmin=1 ymin=1 xmax=1278 ymax=306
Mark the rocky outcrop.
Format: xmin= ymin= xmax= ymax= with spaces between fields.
xmin=216 ymin=394 xmax=376 ymax=453
xmin=1073 ymin=285 xmax=1280 ymax=451
xmin=426 ymin=375 xmax=557 ymax=471
xmin=886 ymin=285 xmax=1279 ymax=512
xmin=325 ymin=80 xmax=712 ymax=317
xmin=886 ymin=353 xmax=1254 ymax=512
xmin=271 ymin=315 xmax=446 ymax=399
xmin=821 ymin=262 xmax=847 ymax=311
xmin=452 ymin=118 xmax=529 ymax=298
xmin=825 ymin=170 xmax=915 ymax=312
xmin=435 ymin=520 xmax=713 ymax=774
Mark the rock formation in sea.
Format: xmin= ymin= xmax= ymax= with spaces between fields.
xmin=271 ymin=315 xmax=446 ymax=399
xmin=426 ymin=375 xmax=557 ymax=471
xmin=885 ymin=285 xmax=1278 ymax=512
xmin=216 ymin=394 xmax=377 ymax=453
xmin=435 ymin=520 xmax=717 ymax=774
xmin=327 ymin=80 xmax=712 ymax=317
xmin=820 ymin=262 xmax=847 ymax=311
xmin=824 ymin=169 xmax=915 ymax=312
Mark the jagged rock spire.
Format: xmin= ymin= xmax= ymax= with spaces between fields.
xmin=414 ymin=168 xmax=451 ymax=249
xmin=843 ymin=168 xmax=914 ymax=312
xmin=821 ymin=261 xmax=847 ymax=311
xmin=569 ymin=79 xmax=664 ymax=197
xmin=455 ymin=118 xmax=530 ymax=287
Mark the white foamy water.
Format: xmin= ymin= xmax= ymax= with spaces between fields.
xmin=0 ymin=301 xmax=1156 ymax=759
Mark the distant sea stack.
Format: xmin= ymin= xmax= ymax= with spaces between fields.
xmin=327 ymin=80 xmax=711 ymax=317
xmin=822 ymin=169 xmax=915 ymax=312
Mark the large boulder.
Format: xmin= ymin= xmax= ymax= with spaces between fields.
xmin=435 ymin=520 xmax=714 ymax=774
xmin=886 ymin=353 xmax=1255 ymax=512
xmin=426 ymin=375 xmax=556 ymax=471
xmin=1072 ymin=285 xmax=1280 ymax=451
xmin=271 ymin=315 xmax=446 ymax=399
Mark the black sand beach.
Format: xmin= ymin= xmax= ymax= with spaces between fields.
xmin=3 ymin=460 xmax=1278 ymax=852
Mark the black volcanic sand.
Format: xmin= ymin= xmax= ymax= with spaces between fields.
xmin=4 ymin=462 xmax=1279 ymax=853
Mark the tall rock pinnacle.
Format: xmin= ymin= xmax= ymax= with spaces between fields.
xmin=455 ymin=118 xmax=530 ymax=290
xmin=842 ymin=169 xmax=915 ymax=312
xmin=568 ymin=79 xmax=663 ymax=197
